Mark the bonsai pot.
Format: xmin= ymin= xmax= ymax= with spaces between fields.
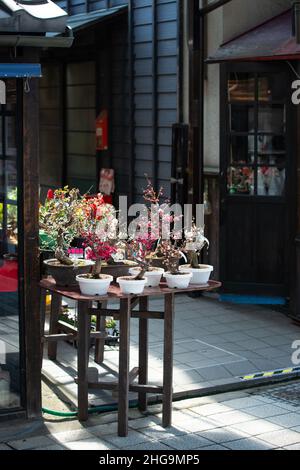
xmin=76 ymin=274 xmax=113 ymax=296
xmin=44 ymin=259 xmax=94 ymax=287
xmin=165 ymin=272 xmax=192 ymax=289
xmin=179 ymin=264 xmax=213 ymax=285
xmin=101 ymin=260 xmax=138 ymax=280
xmin=117 ymin=276 xmax=147 ymax=295
xmin=129 ymin=267 xmax=164 ymax=287
xmin=40 ymin=249 xmax=55 ymax=277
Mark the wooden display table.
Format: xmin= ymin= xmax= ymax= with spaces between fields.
xmin=40 ymin=278 xmax=221 ymax=437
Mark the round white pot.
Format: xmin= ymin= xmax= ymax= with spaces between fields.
xmin=117 ymin=276 xmax=147 ymax=295
xmin=179 ymin=264 xmax=214 ymax=285
xmin=76 ymin=274 xmax=113 ymax=296
xmin=129 ymin=267 xmax=164 ymax=287
xmin=165 ymin=272 xmax=192 ymax=289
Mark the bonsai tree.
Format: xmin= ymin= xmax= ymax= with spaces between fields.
xmin=160 ymin=240 xmax=184 ymax=274
xmin=127 ymin=236 xmax=156 ymax=280
xmin=81 ymin=193 xmax=118 ymax=278
xmin=126 ymin=178 xmax=167 ymax=279
xmin=184 ymin=223 xmax=209 ymax=269
xmin=39 ymin=187 xmax=86 ymax=266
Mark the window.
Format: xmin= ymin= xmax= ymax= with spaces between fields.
xmin=227 ymin=72 xmax=286 ymax=197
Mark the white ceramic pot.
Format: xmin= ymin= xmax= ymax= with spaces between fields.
xmin=117 ymin=276 xmax=147 ymax=295
xmin=76 ymin=274 xmax=113 ymax=296
xmin=165 ymin=272 xmax=192 ymax=289
xmin=129 ymin=267 xmax=164 ymax=287
xmin=179 ymin=264 xmax=214 ymax=285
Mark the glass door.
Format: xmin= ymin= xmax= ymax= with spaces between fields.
xmin=0 ymin=79 xmax=22 ymax=411
xmin=220 ymin=64 xmax=294 ymax=295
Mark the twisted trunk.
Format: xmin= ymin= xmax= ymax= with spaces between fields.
xmin=189 ymin=251 xmax=200 ymax=269
xmin=134 ymin=260 xmax=149 ymax=280
xmin=55 ymin=233 xmax=73 ymax=266
xmin=92 ymin=259 xmax=102 ymax=279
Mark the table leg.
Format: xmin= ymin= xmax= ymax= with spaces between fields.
xmin=77 ymin=301 xmax=90 ymax=421
xmin=163 ymin=293 xmax=174 ymax=428
xmin=138 ymin=296 xmax=148 ymax=412
xmin=118 ymin=298 xmax=131 ymax=437
xmin=95 ymin=301 xmax=107 ymax=364
xmin=48 ymin=293 xmax=62 ymax=361
xmin=40 ymin=288 xmax=46 ymax=368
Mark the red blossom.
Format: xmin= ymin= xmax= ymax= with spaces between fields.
xmin=47 ymin=189 xmax=54 ymax=200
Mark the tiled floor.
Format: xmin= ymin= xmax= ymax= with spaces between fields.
xmin=2 ymin=382 xmax=300 ymax=450
xmin=40 ymin=293 xmax=300 ymax=409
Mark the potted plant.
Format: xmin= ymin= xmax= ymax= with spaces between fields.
xmin=105 ymin=318 xmax=118 ymax=337
xmin=118 ymin=180 xmax=164 ymax=292
xmin=39 ymin=187 xmax=93 ymax=286
xmin=179 ymin=223 xmax=213 ymax=284
xmin=117 ymin=239 xmax=148 ymax=294
xmin=128 ymin=237 xmax=164 ymax=288
xmin=76 ymin=194 xmax=117 ymax=296
xmin=161 ymin=240 xmax=192 ymax=289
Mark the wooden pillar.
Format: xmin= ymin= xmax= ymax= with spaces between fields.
xmin=22 ymin=53 xmax=42 ymax=418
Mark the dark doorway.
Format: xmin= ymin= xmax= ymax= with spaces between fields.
xmin=220 ymin=63 xmax=295 ymax=296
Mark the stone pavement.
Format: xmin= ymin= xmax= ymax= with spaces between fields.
xmin=2 ymin=381 xmax=300 ymax=450
xmin=41 ymin=293 xmax=300 ymax=408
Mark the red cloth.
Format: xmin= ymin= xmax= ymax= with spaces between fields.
xmin=0 ymin=260 xmax=18 ymax=292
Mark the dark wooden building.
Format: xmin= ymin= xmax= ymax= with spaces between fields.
xmin=0 ymin=0 xmax=72 ymax=421
xmin=41 ymin=0 xmax=181 ymax=203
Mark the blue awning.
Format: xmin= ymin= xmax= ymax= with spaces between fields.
xmin=0 ymin=63 xmax=42 ymax=78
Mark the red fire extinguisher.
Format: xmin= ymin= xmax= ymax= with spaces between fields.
xmin=96 ymin=110 xmax=108 ymax=151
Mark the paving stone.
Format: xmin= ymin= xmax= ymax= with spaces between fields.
xmin=197 ymin=444 xmax=229 ymax=450
xmin=138 ymin=425 xmax=186 ymax=441
xmin=162 ymin=433 xmax=214 ymax=450
xmin=88 ymin=422 xmax=118 ymax=437
xmin=190 ymin=403 xmax=231 ymax=417
xmin=224 ymin=438 xmax=275 ymax=450
xmin=208 ymin=410 xmax=256 ymax=426
xmin=230 ymin=419 xmax=281 ymax=436
xmin=266 ymin=414 xmax=300 ymax=428
xmin=220 ymin=396 xmax=266 ymax=410
xmin=8 ymin=435 xmax=55 ymax=450
xmin=33 ymin=444 xmax=66 ymax=451
xmin=258 ymin=429 xmax=300 ymax=447
xmin=283 ymin=443 xmax=300 ymax=450
xmin=64 ymin=438 xmax=113 ymax=450
xmin=49 ymin=428 xmax=93 ymax=444
xmin=128 ymin=416 xmax=162 ymax=430
xmin=199 ymin=427 xmax=249 ymax=444
xmin=0 ymin=444 xmax=11 ymax=450
xmin=173 ymin=415 xmax=221 ymax=433
xmin=124 ymin=441 xmax=172 ymax=451
xmin=245 ymin=405 xmax=290 ymax=419
xmin=103 ymin=430 xmax=150 ymax=448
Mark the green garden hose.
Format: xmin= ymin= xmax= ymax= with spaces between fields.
xmin=42 ymin=400 xmax=139 ymax=418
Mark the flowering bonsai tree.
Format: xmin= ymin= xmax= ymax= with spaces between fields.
xmin=159 ymin=240 xmax=184 ymax=274
xmin=184 ymin=223 xmax=209 ymax=269
xmin=82 ymin=194 xmax=118 ymax=279
xmin=127 ymin=178 xmax=185 ymax=278
xmin=39 ymin=187 xmax=86 ymax=266
xmin=126 ymin=179 xmax=167 ymax=280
